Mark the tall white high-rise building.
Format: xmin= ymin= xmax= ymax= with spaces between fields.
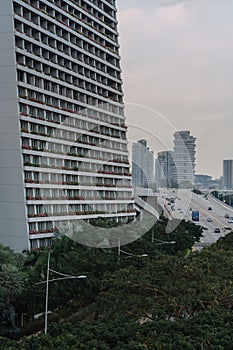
xmin=155 ymin=150 xmax=175 ymax=188
xmin=173 ymin=131 xmax=196 ymax=188
xmin=132 ymin=139 xmax=154 ymax=188
xmin=0 ymin=0 xmax=135 ymax=251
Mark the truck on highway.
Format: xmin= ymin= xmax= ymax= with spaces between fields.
xmin=192 ymin=210 xmax=199 ymax=221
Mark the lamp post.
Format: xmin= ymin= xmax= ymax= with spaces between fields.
xmin=37 ymin=251 xmax=87 ymax=334
xmin=229 ymin=193 xmax=232 ymax=207
xmin=223 ymin=192 xmax=226 ymax=204
xmin=151 ymin=231 xmax=176 ymax=245
xmin=117 ymin=238 xmax=148 ymax=258
xmin=45 ymin=251 xmax=50 ymax=334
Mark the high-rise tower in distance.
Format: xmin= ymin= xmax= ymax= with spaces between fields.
xmin=223 ymin=160 xmax=233 ymax=189
xmin=155 ymin=150 xmax=175 ymax=188
xmin=132 ymin=139 xmax=154 ymax=188
xmin=0 ymin=0 xmax=135 ymax=251
xmin=173 ymin=131 xmax=196 ymax=188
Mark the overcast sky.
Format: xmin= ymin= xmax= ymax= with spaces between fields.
xmin=117 ymin=0 xmax=233 ymax=179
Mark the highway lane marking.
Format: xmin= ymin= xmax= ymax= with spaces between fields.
xmin=208 ymin=195 xmax=233 ymax=214
xmin=190 ymin=199 xmax=227 ymax=228
xmin=190 ymin=201 xmax=229 ymax=243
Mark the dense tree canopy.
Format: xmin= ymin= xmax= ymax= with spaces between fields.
xmin=1 ymin=217 xmax=233 ymax=348
xmin=0 ymin=245 xmax=26 ymax=334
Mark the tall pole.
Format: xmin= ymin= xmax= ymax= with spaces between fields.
xmin=36 ymin=254 xmax=87 ymax=334
xmin=45 ymin=251 xmax=50 ymax=334
xmin=118 ymin=238 xmax=121 ymax=257
xmin=151 ymin=226 xmax=155 ymax=243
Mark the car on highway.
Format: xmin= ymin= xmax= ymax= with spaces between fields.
xmin=228 ymin=219 xmax=233 ymax=224
xmin=225 ymin=213 xmax=230 ymax=219
xmin=214 ymin=228 xmax=221 ymax=233
xmin=208 ymin=207 xmax=212 ymax=211
xmin=207 ymin=217 xmax=213 ymax=222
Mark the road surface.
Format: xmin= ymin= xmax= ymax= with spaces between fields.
xmin=157 ymin=189 xmax=233 ymax=248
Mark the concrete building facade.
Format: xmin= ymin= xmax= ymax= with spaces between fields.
xmin=173 ymin=131 xmax=196 ymax=188
xmin=0 ymin=0 xmax=135 ymax=251
xmin=132 ymin=139 xmax=154 ymax=188
xmin=155 ymin=150 xmax=175 ymax=188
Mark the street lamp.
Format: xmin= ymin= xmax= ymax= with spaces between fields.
xmin=151 ymin=231 xmax=176 ymax=245
xmin=229 ymin=193 xmax=232 ymax=207
xmin=223 ymin=192 xmax=226 ymax=203
xmin=117 ymin=238 xmax=148 ymax=258
xmin=36 ymin=252 xmax=87 ymax=334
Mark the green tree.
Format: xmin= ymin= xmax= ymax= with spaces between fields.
xmin=0 ymin=245 xmax=26 ymax=335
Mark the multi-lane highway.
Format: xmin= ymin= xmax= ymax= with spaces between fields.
xmin=158 ymin=189 xmax=233 ymax=248
xmin=189 ymin=192 xmax=233 ymax=248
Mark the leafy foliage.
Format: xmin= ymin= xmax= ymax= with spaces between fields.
xmin=2 ymin=219 xmax=233 ymax=348
xmin=0 ymin=245 xmax=26 ymax=335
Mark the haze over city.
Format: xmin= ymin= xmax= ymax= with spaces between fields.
xmin=117 ymin=0 xmax=233 ymax=179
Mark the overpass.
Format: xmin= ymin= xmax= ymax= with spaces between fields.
xmin=133 ymin=187 xmax=160 ymax=220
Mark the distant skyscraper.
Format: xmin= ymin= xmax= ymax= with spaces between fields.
xmin=147 ymin=149 xmax=155 ymax=186
xmin=132 ymin=140 xmax=154 ymax=188
xmin=173 ymin=131 xmax=196 ymax=188
xmin=0 ymin=0 xmax=135 ymax=251
xmin=155 ymin=151 xmax=175 ymax=188
xmin=223 ymin=160 xmax=233 ymax=189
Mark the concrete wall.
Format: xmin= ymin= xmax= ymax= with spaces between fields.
xmin=0 ymin=1 xmax=29 ymax=251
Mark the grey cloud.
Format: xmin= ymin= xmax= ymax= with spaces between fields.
xmin=118 ymin=0 xmax=193 ymax=11
xmin=158 ymin=0 xmax=194 ymax=6
xmin=117 ymin=0 xmax=233 ymax=178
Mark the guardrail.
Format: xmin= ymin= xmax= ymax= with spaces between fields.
xmin=209 ymin=193 xmax=233 ymax=211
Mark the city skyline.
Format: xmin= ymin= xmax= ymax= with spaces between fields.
xmin=136 ymin=130 xmax=197 ymax=189
xmin=117 ymin=0 xmax=233 ymax=179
